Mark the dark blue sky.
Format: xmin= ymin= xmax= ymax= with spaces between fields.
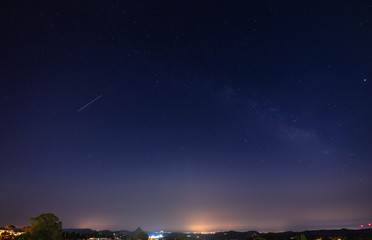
xmin=1 ymin=0 xmax=372 ymax=232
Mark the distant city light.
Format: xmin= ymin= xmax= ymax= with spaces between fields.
xmin=149 ymin=234 xmax=164 ymax=239
xmin=361 ymin=224 xmax=364 ymax=228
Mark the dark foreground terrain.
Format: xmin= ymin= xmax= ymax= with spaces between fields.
xmin=61 ymin=228 xmax=372 ymax=240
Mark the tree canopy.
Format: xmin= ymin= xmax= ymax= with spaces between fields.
xmin=134 ymin=231 xmax=149 ymax=240
xmin=24 ymin=213 xmax=62 ymax=240
xmin=5 ymin=225 xmax=16 ymax=231
xmin=177 ymin=234 xmax=198 ymax=240
xmin=177 ymin=234 xmax=188 ymax=240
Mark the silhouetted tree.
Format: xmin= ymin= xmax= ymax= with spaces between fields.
xmin=23 ymin=213 xmax=62 ymax=240
xmin=297 ymin=234 xmax=306 ymax=240
xmin=252 ymin=237 xmax=266 ymax=240
xmin=134 ymin=232 xmax=148 ymax=240
xmin=5 ymin=225 xmax=16 ymax=231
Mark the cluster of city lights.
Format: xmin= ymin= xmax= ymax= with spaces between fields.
xmin=149 ymin=234 xmax=164 ymax=239
xmin=360 ymin=223 xmax=372 ymax=228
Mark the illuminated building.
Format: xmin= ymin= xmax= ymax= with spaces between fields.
xmin=149 ymin=234 xmax=164 ymax=240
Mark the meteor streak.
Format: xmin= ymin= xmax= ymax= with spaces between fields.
xmin=77 ymin=95 xmax=102 ymax=112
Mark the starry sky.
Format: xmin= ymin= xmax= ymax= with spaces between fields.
xmin=1 ymin=0 xmax=372 ymax=233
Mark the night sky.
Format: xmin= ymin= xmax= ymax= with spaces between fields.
xmin=1 ymin=0 xmax=372 ymax=233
